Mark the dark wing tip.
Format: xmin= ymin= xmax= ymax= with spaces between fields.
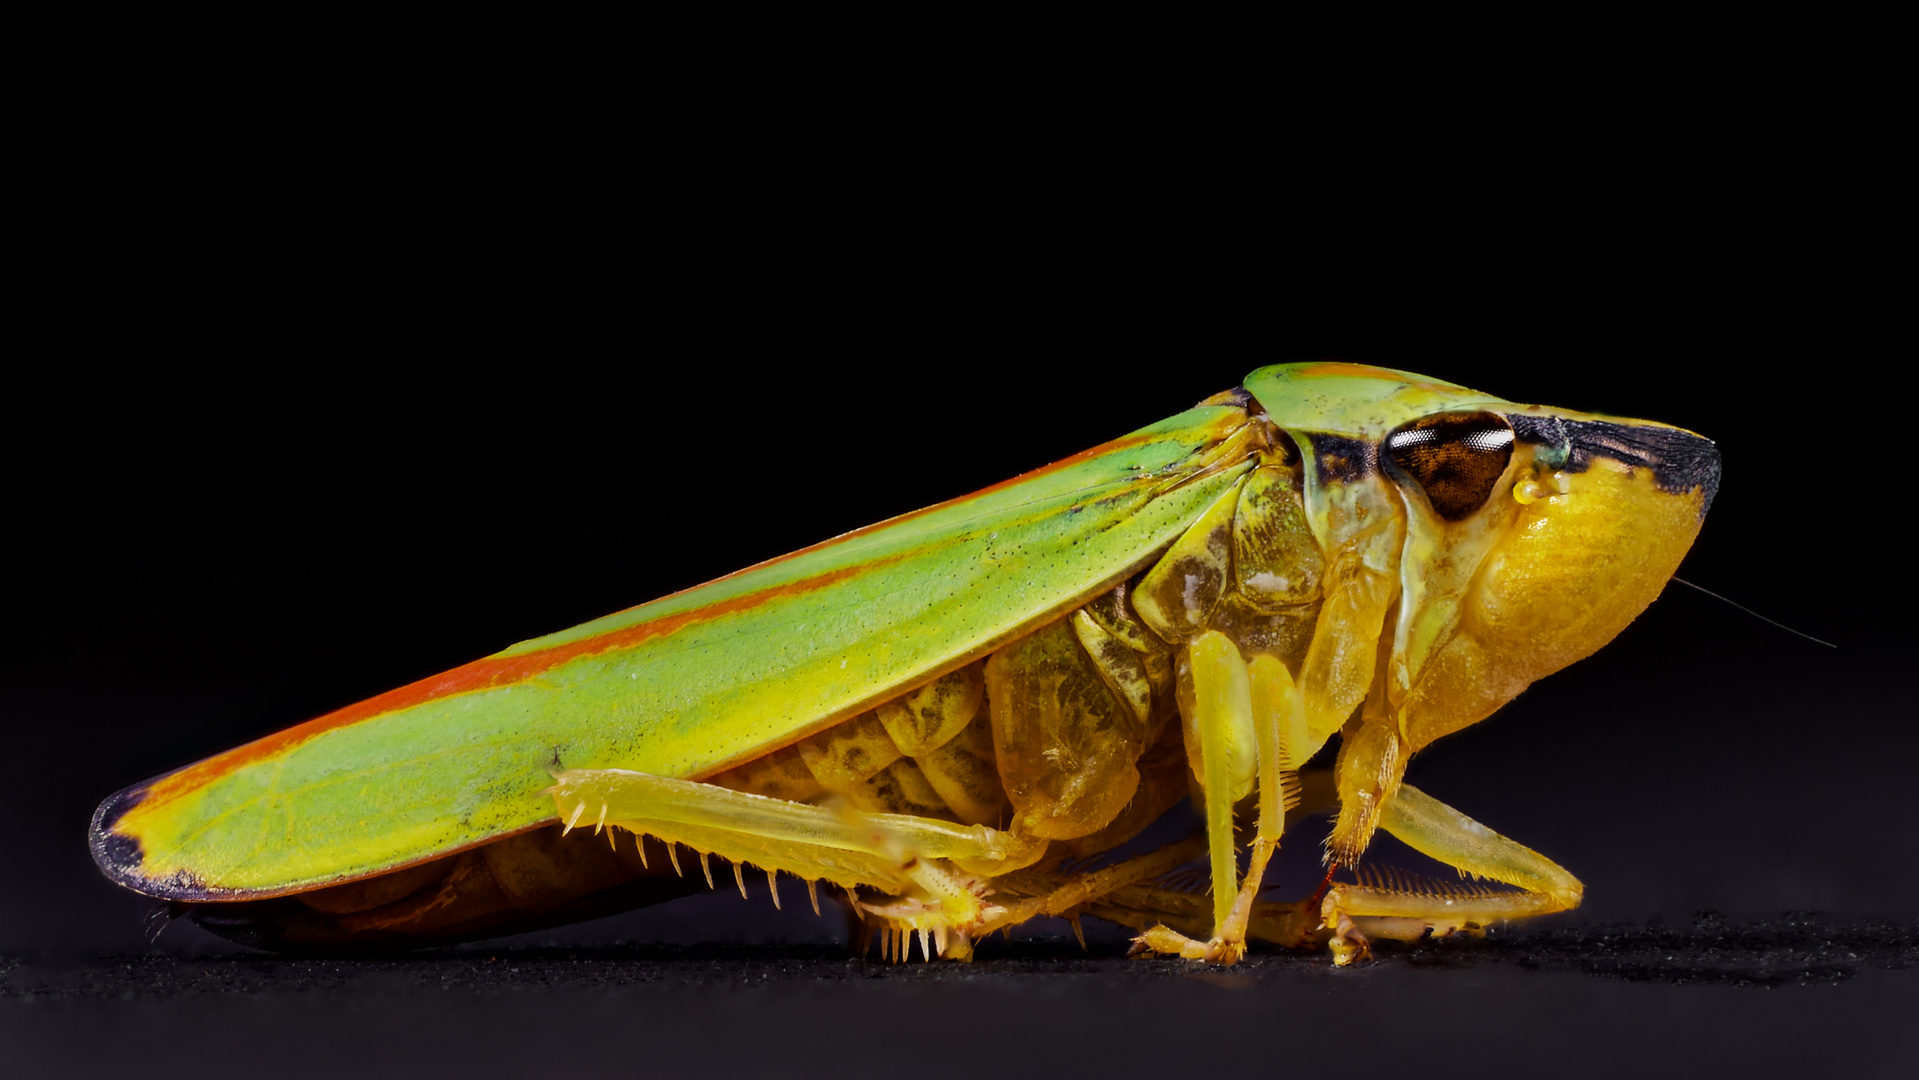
xmin=90 ymin=782 xmax=215 ymax=900
xmin=89 ymin=782 xmax=152 ymax=890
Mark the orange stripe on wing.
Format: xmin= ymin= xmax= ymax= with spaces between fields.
xmin=133 ymin=558 xmax=900 ymax=808
xmin=126 ymin=422 xmax=1223 ymax=813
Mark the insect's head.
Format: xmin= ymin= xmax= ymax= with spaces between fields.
xmin=1243 ymin=362 xmax=1719 ymax=751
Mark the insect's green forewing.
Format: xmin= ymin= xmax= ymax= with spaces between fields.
xmin=93 ymin=402 xmax=1258 ymax=900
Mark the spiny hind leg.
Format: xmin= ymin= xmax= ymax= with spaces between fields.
xmin=1321 ymin=781 xmax=1584 ymax=965
xmin=546 ymin=768 xmax=1048 ymax=960
xmin=1129 ymin=633 xmax=1303 ymax=964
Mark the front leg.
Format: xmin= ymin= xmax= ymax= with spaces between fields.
xmin=1322 ymin=781 xmax=1584 ymax=965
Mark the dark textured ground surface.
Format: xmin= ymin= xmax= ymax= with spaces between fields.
xmin=5 ymin=914 xmax=1913 ymax=1079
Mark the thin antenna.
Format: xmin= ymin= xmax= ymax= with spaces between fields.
xmin=1670 ymin=576 xmax=1837 ymax=649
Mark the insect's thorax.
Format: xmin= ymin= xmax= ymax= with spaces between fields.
xmin=708 ymin=411 xmax=1331 ymax=857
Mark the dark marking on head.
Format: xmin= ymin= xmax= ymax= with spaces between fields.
xmin=1306 ymin=434 xmax=1375 ymax=484
xmin=1384 ymin=412 xmax=1515 ymax=522
xmin=1509 ymin=413 xmax=1720 ymax=514
xmin=1508 ymin=413 xmax=1573 ymax=469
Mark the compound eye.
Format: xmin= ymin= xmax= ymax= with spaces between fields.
xmin=1384 ymin=411 xmax=1515 ymax=522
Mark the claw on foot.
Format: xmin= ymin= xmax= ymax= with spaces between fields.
xmin=1205 ymin=938 xmax=1244 ymax=966
xmin=1326 ymin=910 xmax=1372 ymax=966
xmin=1128 ymin=924 xmax=1246 ymax=965
xmin=1130 ymin=923 xmax=1203 ymax=959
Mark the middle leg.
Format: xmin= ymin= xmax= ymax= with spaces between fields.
xmin=1131 ymin=630 xmax=1302 ymax=963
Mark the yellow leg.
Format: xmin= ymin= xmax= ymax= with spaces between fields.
xmin=985 ymin=837 xmax=1207 ymax=931
xmin=1210 ymin=655 xmax=1303 ymax=958
xmin=1105 ymin=890 xmax=1324 ymax=953
xmin=1193 ymin=632 xmax=1250 ymax=935
xmin=546 ymin=768 xmax=1049 ymax=958
xmin=1321 ymin=782 xmax=1584 ymax=965
xmin=1130 ymin=633 xmax=1301 ymax=964
xmin=552 ymin=771 xmax=1232 ymax=962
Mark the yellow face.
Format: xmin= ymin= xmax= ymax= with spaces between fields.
xmin=1239 ymin=363 xmax=1722 ymax=763
xmin=1383 ymin=406 xmax=1721 ymax=751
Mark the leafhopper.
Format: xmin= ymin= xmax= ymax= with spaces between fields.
xmin=90 ymin=363 xmax=1718 ymax=964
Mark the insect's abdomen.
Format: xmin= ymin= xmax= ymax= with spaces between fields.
xmin=707 ymin=663 xmax=1006 ymax=828
xmin=184 ymin=826 xmax=704 ymax=952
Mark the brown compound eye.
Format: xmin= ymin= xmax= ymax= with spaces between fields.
xmin=1383 ymin=411 xmax=1515 ymax=522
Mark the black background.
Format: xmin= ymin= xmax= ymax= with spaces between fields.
xmin=3 ymin=56 xmax=1911 ymax=1076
